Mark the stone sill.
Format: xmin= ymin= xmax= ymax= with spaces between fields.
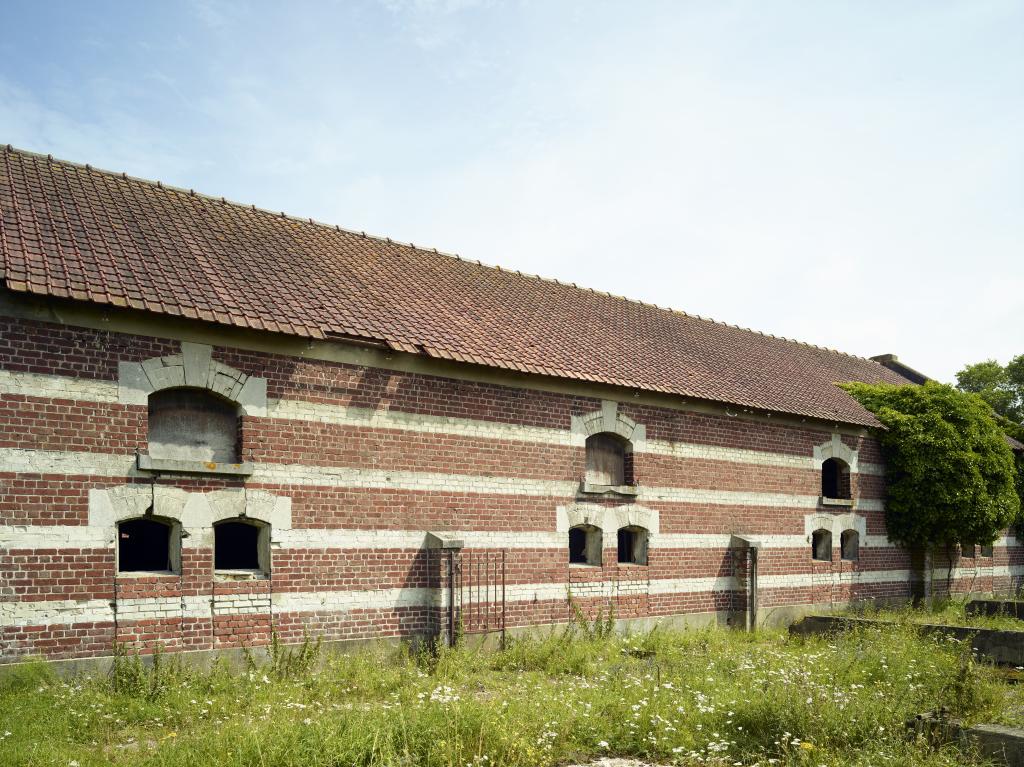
xmin=116 ymin=570 xmax=179 ymax=578
xmin=578 ymin=482 xmax=639 ymax=497
xmin=821 ymin=496 xmax=854 ymax=507
xmin=215 ymin=569 xmax=268 ymax=581
xmin=569 ymin=562 xmax=602 ymax=568
xmin=137 ymin=455 xmax=255 ymax=476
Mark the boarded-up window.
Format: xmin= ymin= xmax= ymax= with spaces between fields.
xmin=586 ymin=433 xmax=627 ymax=485
xmin=840 ymin=529 xmax=859 ymax=561
xmin=118 ymin=517 xmax=175 ymax=573
xmin=821 ymin=458 xmax=851 ymax=500
xmin=149 ymin=388 xmax=239 ymax=463
xmin=812 ymin=529 xmax=832 ymax=561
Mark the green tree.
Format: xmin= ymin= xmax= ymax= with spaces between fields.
xmin=955 ymin=355 xmax=1024 ymax=506
xmin=994 ymin=413 xmax=1024 ymax=505
xmin=842 ymin=381 xmax=1020 ymax=548
xmin=955 ymin=355 xmax=1024 ymax=423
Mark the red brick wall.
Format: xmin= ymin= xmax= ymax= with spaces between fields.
xmin=1 ymin=314 xmax=1018 ymax=664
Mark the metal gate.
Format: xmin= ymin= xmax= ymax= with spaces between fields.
xmin=452 ymin=549 xmax=506 ymax=645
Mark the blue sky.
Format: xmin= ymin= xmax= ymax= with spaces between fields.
xmin=1 ymin=0 xmax=1021 ymax=382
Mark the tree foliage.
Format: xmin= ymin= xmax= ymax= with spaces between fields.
xmin=956 ymin=355 xmax=1024 ymax=423
xmin=842 ymin=381 xmax=1020 ymax=548
xmin=955 ymin=354 xmax=1024 ymax=507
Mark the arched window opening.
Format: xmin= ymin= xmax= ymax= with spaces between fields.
xmin=214 ymin=519 xmax=270 ymax=572
xmin=148 ymin=388 xmax=239 ymax=463
xmin=821 ymin=458 xmax=851 ymax=500
xmin=811 ymin=528 xmax=832 ymax=561
xmin=840 ymin=529 xmax=859 ymax=561
xmin=568 ymin=524 xmax=602 ymax=566
xmin=617 ymin=526 xmax=649 ymax=565
xmin=118 ymin=517 xmax=179 ymax=573
xmin=586 ymin=433 xmax=632 ymax=486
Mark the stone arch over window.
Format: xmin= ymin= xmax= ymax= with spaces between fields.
xmin=88 ymin=486 xmax=291 ymax=568
xmin=117 ymin=515 xmax=181 ymax=573
xmin=617 ymin=525 xmax=649 ymax=565
xmin=811 ymin=528 xmax=832 ymax=561
xmin=118 ymin=341 xmax=267 ymax=415
xmin=821 ymin=457 xmax=852 ymax=500
xmin=214 ymin=517 xmax=271 ymax=573
xmin=119 ymin=342 xmax=266 ymax=473
xmin=840 ymin=529 xmax=860 ymax=561
xmin=804 ymin=512 xmax=865 ymax=563
xmin=558 ymin=503 xmax=657 ymax=567
xmin=572 ymin=401 xmax=645 ymax=495
xmin=149 ymin=387 xmax=240 ymax=463
xmin=814 ymin=434 xmax=858 ymax=505
xmin=568 ymin=524 xmax=602 ymax=566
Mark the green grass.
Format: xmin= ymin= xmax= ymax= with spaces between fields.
xmin=0 ymin=618 xmax=1018 ymax=766
xmin=842 ymin=597 xmax=1024 ymax=631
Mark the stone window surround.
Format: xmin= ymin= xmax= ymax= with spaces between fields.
xmin=213 ymin=517 xmax=272 ymax=577
xmin=89 ymin=485 xmax=291 ymax=579
xmin=117 ymin=515 xmax=182 ymax=575
xmin=617 ymin=525 xmax=649 ymax=566
xmin=804 ymin=511 xmax=866 ymax=562
xmin=118 ymin=341 xmax=267 ymax=476
xmin=811 ymin=528 xmax=832 ymax=561
xmin=568 ymin=524 xmax=603 ymax=567
xmin=840 ymin=529 xmax=860 ymax=562
xmin=571 ymin=400 xmax=646 ymax=497
xmin=814 ymin=434 xmax=858 ymax=507
xmin=557 ymin=502 xmax=658 ymax=567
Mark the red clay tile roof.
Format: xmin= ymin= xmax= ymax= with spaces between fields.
xmin=0 ymin=145 xmax=913 ymax=427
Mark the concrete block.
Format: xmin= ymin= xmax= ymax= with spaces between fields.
xmin=137 ymin=455 xmax=255 ymax=476
xmin=117 ymin=361 xmax=152 ymax=405
xmin=143 ymin=355 xmax=186 ymax=390
xmin=968 ymin=724 xmax=1024 ymax=765
xmin=236 ymin=375 xmax=268 ymax=416
xmin=967 ymin=600 xmax=1024 ymax=621
xmin=426 ymin=532 xmax=464 ymax=550
xmin=181 ymin=342 xmax=213 ymax=387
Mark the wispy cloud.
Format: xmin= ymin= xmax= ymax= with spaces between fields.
xmin=0 ymin=0 xmax=1020 ymax=379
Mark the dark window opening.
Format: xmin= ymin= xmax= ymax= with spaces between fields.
xmin=812 ymin=528 xmax=832 ymax=561
xmin=840 ymin=529 xmax=859 ymax=561
xmin=981 ymin=543 xmax=994 ymax=558
xmin=617 ymin=527 xmax=635 ymax=563
xmin=148 ymin=387 xmax=239 ymax=463
xmin=568 ymin=527 xmax=587 ymax=563
xmin=568 ymin=525 xmax=601 ymax=566
xmin=821 ymin=458 xmax=851 ymax=500
xmin=586 ymin=433 xmax=631 ymax=486
xmin=961 ymin=543 xmax=976 ymax=559
xmin=617 ymin=526 xmax=648 ymax=565
xmin=118 ymin=517 xmax=173 ymax=573
xmin=214 ymin=520 xmax=262 ymax=570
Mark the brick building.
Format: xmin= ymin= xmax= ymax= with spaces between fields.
xmin=1 ymin=145 xmax=1018 ymax=666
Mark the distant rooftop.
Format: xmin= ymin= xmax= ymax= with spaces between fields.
xmin=0 ymin=145 xmax=915 ymax=426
